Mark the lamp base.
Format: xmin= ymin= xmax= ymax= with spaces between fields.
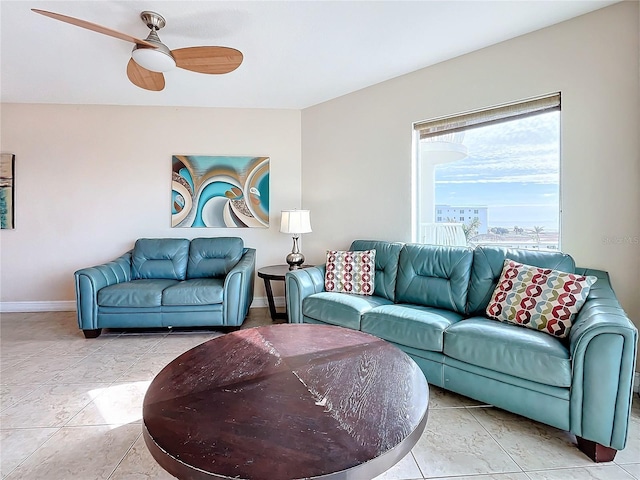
xmin=286 ymin=252 xmax=305 ymax=270
xmin=286 ymin=236 xmax=305 ymax=270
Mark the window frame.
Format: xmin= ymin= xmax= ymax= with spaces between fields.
xmin=412 ymin=93 xmax=562 ymax=248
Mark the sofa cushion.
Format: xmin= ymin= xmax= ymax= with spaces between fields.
xmin=467 ymin=246 xmax=575 ymax=317
xmin=132 ymin=238 xmax=190 ymax=280
xmin=395 ymin=244 xmax=473 ymax=314
xmin=162 ymin=278 xmax=225 ymax=306
xmin=98 ymin=279 xmax=179 ymax=308
xmin=325 ymin=250 xmax=376 ymax=295
xmin=350 ymin=240 xmax=403 ymax=301
xmin=443 ymin=317 xmax=572 ymax=387
xmin=361 ymin=304 xmax=463 ymax=352
xmin=302 ymin=292 xmax=393 ymax=330
xmin=187 ymin=237 xmax=244 ymax=279
xmin=486 ymin=259 xmax=597 ymax=338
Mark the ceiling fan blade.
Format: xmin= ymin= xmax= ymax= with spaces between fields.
xmin=32 ymin=9 xmax=155 ymax=47
xmin=172 ymin=47 xmax=243 ymax=74
xmin=127 ymin=59 xmax=165 ymax=91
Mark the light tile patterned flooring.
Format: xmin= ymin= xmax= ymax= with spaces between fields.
xmin=1 ymin=309 xmax=638 ymax=480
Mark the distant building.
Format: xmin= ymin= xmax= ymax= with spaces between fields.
xmin=435 ymin=205 xmax=488 ymax=234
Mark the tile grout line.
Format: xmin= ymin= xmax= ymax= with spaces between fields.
xmin=61 ymin=375 xmax=124 ymax=428
xmin=0 ymin=383 xmax=44 ymax=414
xmin=409 ymin=450 xmax=426 ymax=479
xmin=522 ymin=463 xmax=636 ymax=477
xmin=464 ymin=405 xmax=527 ymax=476
xmin=106 ymin=430 xmax=144 ymax=480
xmin=1 ymin=425 xmax=62 ymax=479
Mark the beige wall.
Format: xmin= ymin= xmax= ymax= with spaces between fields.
xmin=0 ymin=3 xmax=638 ymax=332
xmin=0 ymin=104 xmax=301 ymax=305
xmin=301 ymin=3 xmax=640 ymax=330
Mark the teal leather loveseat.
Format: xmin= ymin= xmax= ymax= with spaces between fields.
xmin=285 ymin=240 xmax=638 ymax=462
xmin=75 ymin=237 xmax=255 ymax=338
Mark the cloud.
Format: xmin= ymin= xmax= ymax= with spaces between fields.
xmin=436 ymin=172 xmax=558 ymax=184
xmin=429 ymin=111 xmax=560 ymax=185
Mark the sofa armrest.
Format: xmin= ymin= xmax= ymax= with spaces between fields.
xmin=285 ymin=265 xmax=326 ymax=323
xmin=223 ymin=248 xmax=256 ymax=326
xmin=74 ymin=252 xmax=132 ymax=330
xmin=568 ymin=269 xmax=638 ymax=450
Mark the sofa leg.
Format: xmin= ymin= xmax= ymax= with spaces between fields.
xmin=576 ymin=436 xmax=617 ymax=462
xmin=83 ymin=329 xmax=102 ymax=339
xmin=220 ymin=326 xmax=241 ymax=334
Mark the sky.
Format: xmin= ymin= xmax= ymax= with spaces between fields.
xmin=431 ymin=110 xmax=560 ymax=231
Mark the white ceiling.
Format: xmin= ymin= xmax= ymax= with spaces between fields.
xmin=1 ymin=1 xmax=617 ymax=110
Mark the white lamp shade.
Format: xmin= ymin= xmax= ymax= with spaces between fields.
xmin=280 ymin=210 xmax=312 ymax=234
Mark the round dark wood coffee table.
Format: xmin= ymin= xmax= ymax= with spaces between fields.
xmin=143 ymin=324 xmax=429 ymax=480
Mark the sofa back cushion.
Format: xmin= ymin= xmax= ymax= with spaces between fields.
xmin=187 ymin=237 xmax=244 ymax=279
xmin=467 ymin=246 xmax=576 ymax=316
xmin=132 ymin=238 xmax=190 ymax=280
xmin=396 ymin=244 xmax=473 ymax=314
xmin=350 ymin=240 xmax=403 ymax=301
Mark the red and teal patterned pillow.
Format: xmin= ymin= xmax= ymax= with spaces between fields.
xmin=325 ymin=250 xmax=376 ymax=296
xmin=486 ymin=259 xmax=597 ymax=338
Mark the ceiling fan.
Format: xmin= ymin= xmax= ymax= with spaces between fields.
xmin=31 ymin=9 xmax=243 ymax=92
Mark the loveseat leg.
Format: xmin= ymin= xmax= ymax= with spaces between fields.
xmin=576 ymin=436 xmax=617 ymax=462
xmin=83 ymin=329 xmax=102 ymax=339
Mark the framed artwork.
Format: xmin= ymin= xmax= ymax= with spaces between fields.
xmin=0 ymin=153 xmax=15 ymax=229
xmin=172 ymin=155 xmax=270 ymax=228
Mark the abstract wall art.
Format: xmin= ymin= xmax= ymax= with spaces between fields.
xmin=172 ymin=155 xmax=270 ymax=228
xmin=0 ymin=153 xmax=15 ymax=229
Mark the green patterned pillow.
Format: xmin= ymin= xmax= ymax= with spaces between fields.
xmin=486 ymin=259 xmax=597 ymax=338
xmin=325 ymin=250 xmax=376 ymax=296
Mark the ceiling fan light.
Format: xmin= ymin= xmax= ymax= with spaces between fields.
xmin=131 ymin=46 xmax=176 ymax=72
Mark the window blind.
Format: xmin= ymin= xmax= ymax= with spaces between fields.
xmin=415 ymin=93 xmax=560 ymax=139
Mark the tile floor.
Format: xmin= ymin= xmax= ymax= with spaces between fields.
xmin=1 ymin=309 xmax=638 ymax=480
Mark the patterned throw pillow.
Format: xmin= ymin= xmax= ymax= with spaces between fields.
xmin=325 ymin=250 xmax=376 ymax=296
xmin=486 ymin=259 xmax=597 ymax=338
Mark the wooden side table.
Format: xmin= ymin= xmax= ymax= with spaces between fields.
xmin=258 ymin=264 xmax=311 ymax=321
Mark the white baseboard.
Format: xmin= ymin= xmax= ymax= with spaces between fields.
xmin=250 ymin=296 xmax=286 ymax=308
xmin=0 ymin=297 xmax=284 ymax=313
xmin=0 ymin=301 xmax=76 ymax=313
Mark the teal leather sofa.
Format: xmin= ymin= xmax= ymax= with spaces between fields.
xmin=286 ymin=240 xmax=638 ymax=462
xmin=75 ymin=237 xmax=255 ymax=338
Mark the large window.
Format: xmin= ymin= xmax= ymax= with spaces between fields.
xmin=414 ymin=94 xmax=560 ymax=250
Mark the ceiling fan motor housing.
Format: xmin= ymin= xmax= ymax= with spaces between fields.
xmin=131 ymin=11 xmax=176 ymax=72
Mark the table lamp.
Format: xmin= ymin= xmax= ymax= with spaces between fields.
xmin=280 ymin=210 xmax=312 ymax=270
